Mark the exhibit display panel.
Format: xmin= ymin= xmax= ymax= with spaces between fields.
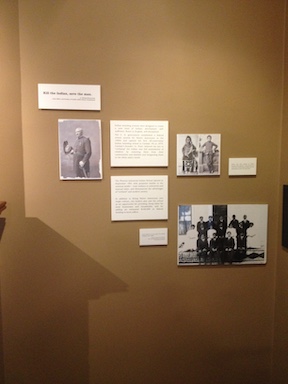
xmin=178 ymin=204 xmax=268 ymax=266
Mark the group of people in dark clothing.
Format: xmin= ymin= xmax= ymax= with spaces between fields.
xmin=194 ymin=214 xmax=252 ymax=264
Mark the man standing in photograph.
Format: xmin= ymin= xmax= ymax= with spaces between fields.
xmin=241 ymin=215 xmax=250 ymax=233
xmin=229 ymin=214 xmax=239 ymax=229
xmin=197 ymin=216 xmax=207 ymax=238
xmin=201 ymin=135 xmax=218 ymax=174
xmin=64 ymin=127 xmax=92 ymax=178
xmin=73 ymin=127 xmax=92 ymax=178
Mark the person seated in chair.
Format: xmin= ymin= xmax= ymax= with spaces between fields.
xmin=182 ymin=135 xmax=197 ymax=173
xmin=223 ymin=231 xmax=235 ymax=264
xmin=197 ymin=234 xmax=208 ymax=264
xmin=209 ymin=232 xmax=220 ymax=264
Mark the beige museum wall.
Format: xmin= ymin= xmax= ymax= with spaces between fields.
xmin=272 ymin=3 xmax=288 ymax=384
xmin=1 ymin=0 xmax=288 ymax=383
xmin=0 ymin=2 xmax=23 ymax=383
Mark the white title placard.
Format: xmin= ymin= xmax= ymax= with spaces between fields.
xmin=110 ymin=120 xmax=168 ymax=167
xmin=111 ymin=175 xmax=168 ymax=221
xmin=38 ymin=84 xmax=101 ymax=110
xmin=229 ymin=158 xmax=257 ymax=176
xmin=139 ymin=228 xmax=168 ymax=246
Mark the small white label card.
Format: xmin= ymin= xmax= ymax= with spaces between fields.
xmin=229 ymin=158 xmax=257 ymax=176
xmin=38 ymin=84 xmax=101 ymax=110
xmin=139 ymin=228 xmax=168 ymax=246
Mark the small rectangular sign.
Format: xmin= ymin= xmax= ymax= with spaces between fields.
xmin=38 ymin=83 xmax=101 ymax=110
xmin=229 ymin=158 xmax=257 ymax=176
xmin=139 ymin=228 xmax=168 ymax=246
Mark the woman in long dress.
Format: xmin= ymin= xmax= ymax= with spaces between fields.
xmin=179 ymin=224 xmax=197 ymax=254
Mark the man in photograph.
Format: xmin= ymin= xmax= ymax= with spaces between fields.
xmin=197 ymin=216 xmax=207 ymax=238
xmin=224 ymin=231 xmax=235 ymax=264
xmin=209 ymin=232 xmax=220 ymax=264
xmin=229 ymin=214 xmax=239 ymax=229
xmin=197 ymin=233 xmax=209 ymax=264
xmin=64 ymin=127 xmax=92 ymax=178
xmin=201 ymin=135 xmax=218 ymax=173
xmin=241 ymin=215 xmax=251 ymax=233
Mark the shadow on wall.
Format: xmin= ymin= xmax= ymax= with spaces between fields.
xmin=0 ymin=218 xmax=6 ymax=241
xmin=0 ymin=217 xmax=127 ymax=384
xmin=0 ymin=219 xmax=5 ymax=384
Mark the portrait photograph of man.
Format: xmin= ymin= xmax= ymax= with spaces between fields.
xmin=58 ymin=119 xmax=102 ymax=180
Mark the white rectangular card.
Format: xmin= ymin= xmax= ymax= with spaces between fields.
xmin=229 ymin=158 xmax=257 ymax=176
xmin=38 ymin=84 xmax=101 ymax=110
xmin=139 ymin=228 xmax=168 ymax=246
xmin=111 ymin=175 xmax=168 ymax=221
xmin=110 ymin=120 xmax=168 ymax=167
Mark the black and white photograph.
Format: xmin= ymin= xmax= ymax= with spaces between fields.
xmin=178 ymin=204 xmax=268 ymax=266
xmin=58 ymin=119 xmax=102 ymax=180
xmin=177 ymin=133 xmax=221 ymax=176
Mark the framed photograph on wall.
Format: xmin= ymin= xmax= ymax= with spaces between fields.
xmin=177 ymin=204 xmax=268 ymax=266
xmin=177 ymin=133 xmax=221 ymax=176
xmin=58 ymin=119 xmax=102 ymax=180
